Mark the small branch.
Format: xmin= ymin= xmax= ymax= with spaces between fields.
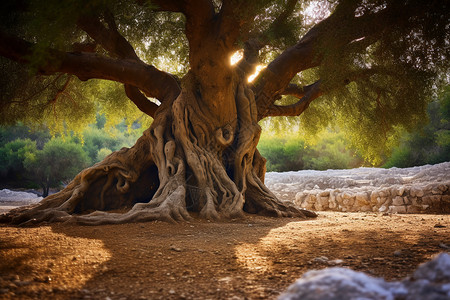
xmin=47 ymin=75 xmax=73 ymax=105
xmin=76 ymin=13 xmax=139 ymax=60
xmin=264 ymin=0 xmax=298 ymax=43
xmin=71 ymin=42 xmax=97 ymax=53
xmin=147 ymin=0 xmax=186 ymax=13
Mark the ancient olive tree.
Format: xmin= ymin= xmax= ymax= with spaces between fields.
xmin=0 ymin=0 xmax=448 ymax=225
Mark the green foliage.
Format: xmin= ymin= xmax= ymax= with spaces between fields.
xmin=383 ymin=87 xmax=450 ymax=168
xmin=303 ymin=131 xmax=363 ymax=170
xmin=24 ymin=137 xmax=90 ymax=195
xmin=257 ymin=137 xmax=305 ymax=172
xmin=81 ymin=126 xmax=118 ymax=164
xmin=0 ymin=116 xmax=144 ymax=191
xmin=0 ymin=139 xmax=37 ymax=178
xmin=0 ymin=122 xmax=50 ymax=149
xmin=81 ymin=120 xmax=145 ymax=164
xmin=258 ymin=130 xmax=363 ymax=171
xmin=97 ymin=148 xmax=112 ymax=162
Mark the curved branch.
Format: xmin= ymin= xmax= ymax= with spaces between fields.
xmin=77 ymin=14 xmax=139 ymax=61
xmin=124 ymin=85 xmax=159 ymax=118
xmin=77 ymin=11 xmax=175 ymax=115
xmin=262 ymin=80 xmax=322 ymax=119
xmin=236 ymin=0 xmax=298 ymax=77
xmin=279 ymin=83 xmax=307 ymax=99
xmin=0 ymin=31 xmax=180 ymax=104
xmin=252 ymin=1 xmax=415 ymax=117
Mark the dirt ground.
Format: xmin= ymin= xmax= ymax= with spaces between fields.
xmin=0 ymin=212 xmax=449 ymax=300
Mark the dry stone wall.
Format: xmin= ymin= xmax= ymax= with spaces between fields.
xmin=265 ymin=162 xmax=450 ymax=214
xmin=294 ymin=181 xmax=449 ymax=214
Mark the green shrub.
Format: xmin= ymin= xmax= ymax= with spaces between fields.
xmin=0 ymin=138 xmax=37 ymax=178
xmin=96 ymin=148 xmax=113 ymax=162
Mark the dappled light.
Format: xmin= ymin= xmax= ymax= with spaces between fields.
xmin=1 ymin=213 xmax=448 ymax=298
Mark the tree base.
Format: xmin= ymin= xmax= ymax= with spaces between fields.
xmin=0 ymin=78 xmax=318 ymax=226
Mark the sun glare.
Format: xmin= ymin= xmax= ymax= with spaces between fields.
xmin=230 ymin=50 xmax=243 ymax=65
xmin=248 ymin=65 xmax=266 ymax=83
xmin=230 ymin=50 xmax=265 ymax=82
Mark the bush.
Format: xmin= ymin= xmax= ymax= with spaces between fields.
xmin=257 ymin=137 xmax=305 ymax=171
xmin=97 ymin=147 xmax=112 ymax=162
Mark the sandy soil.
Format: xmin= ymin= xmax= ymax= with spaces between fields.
xmin=0 ymin=212 xmax=449 ymax=300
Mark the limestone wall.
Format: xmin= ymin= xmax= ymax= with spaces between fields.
xmin=265 ymin=162 xmax=450 ymax=214
xmin=294 ymin=181 xmax=450 ymax=214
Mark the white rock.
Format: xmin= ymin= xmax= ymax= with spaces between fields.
xmin=355 ymin=192 xmax=369 ymax=204
xmin=279 ymin=253 xmax=450 ymax=300
xmin=389 ymin=206 xmax=407 ymax=214
xmin=413 ymin=253 xmax=450 ymax=282
xmin=392 ymin=196 xmax=404 ymax=206
xmin=279 ymin=267 xmax=406 ymax=300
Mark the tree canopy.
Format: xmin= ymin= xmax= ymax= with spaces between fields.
xmin=0 ymin=0 xmax=448 ymax=163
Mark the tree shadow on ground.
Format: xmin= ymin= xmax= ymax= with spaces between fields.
xmin=0 ymin=212 xmax=448 ymax=299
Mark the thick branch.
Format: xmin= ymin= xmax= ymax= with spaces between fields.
xmin=77 ymin=14 xmax=139 ymax=60
xmin=253 ymin=1 xmax=414 ymax=116
xmin=77 ymin=11 xmax=170 ymax=116
xmin=263 ymin=80 xmax=322 ymax=118
xmin=279 ymin=83 xmax=307 ymax=99
xmin=236 ymin=0 xmax=298 ymax=77
xmin=0 ymin=31 xmax=180 ymax=104
xmin=124 ymin=85 xmax=159 ymax=117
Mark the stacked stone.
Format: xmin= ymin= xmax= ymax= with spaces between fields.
xmin=294 ymin=181 xmax=450 ymax=214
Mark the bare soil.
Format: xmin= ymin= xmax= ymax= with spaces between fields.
xmin=0 ymin=212 xmax=449 ymax=300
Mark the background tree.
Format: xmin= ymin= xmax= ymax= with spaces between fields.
xmin=23 ymin=138 xmax=90 ymax=197
xmin=383 ymin=86 xmax=450 ymax=168
xmin=0 ymin=139 xmax=37 ymax=185
xmin=0 ymin=0 xmax=448 ymax=225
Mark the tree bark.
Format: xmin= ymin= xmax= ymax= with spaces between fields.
xmin=0 ymin=1 xmax=323 ymax=225
xmin=2 ymin=72 xmax=316 ymax=225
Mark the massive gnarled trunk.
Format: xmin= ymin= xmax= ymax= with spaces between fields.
xmin=4 ymin=70 xmax=316 ymax=225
